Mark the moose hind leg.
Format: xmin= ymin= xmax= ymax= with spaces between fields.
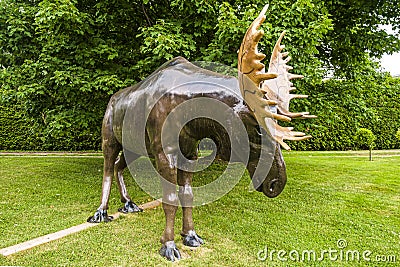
xmin=178 ymin=169 xmax=204 ymax=247
xmin=87 ymin=144 xmax=120 ymax=223
xmin=115 ymin=151 xmax=143 ymax=213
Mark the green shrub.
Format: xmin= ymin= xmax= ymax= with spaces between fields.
xmin=355 ymin=128 xmax=376 ymax=150
xmin=0 ymin=104 xmax=39 ymax=150
xmin=0 ymin=100 xmax=102 ymax=151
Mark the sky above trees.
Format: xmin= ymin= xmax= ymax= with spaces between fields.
xmin=381 ymin=52 xmax=400 ymax=76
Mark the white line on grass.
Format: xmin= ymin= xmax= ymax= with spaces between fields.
xmin=0 ymin=199 xmax=162 ymax=257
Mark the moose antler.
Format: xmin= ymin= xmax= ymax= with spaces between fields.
xmin=238 ymin=5 xmax=315 ymax=150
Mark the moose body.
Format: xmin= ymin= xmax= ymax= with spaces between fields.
xmin=88 ymin=56 xmax=287 ymax=261
xmin=88 ymin=5 xmax=314 ymax=261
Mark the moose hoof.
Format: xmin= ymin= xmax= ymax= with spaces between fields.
xmin=87 ymin=209 xmax=113 ymax=223
xmin=159 ymin=241 xmax=181 ymax=262
xmin=118 ymin=200 xmax=143 ymax=213
xmin=182 ymin=230 xmax=204 ymax=247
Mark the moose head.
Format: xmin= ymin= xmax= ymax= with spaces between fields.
xmin=238 ymin=4 xmax=315 ymax=198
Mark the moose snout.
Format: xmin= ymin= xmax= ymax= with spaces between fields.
xmin=257 ymin=146 xmax=288 ymax=198
xmin=261 ymin=177 xmax=286 ymax=198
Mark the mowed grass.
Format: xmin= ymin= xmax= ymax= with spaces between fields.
xmin=0 ymin=151 xmax=399 ymax=266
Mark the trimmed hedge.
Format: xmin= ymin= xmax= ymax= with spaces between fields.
xmin=0 ymin=104 xmax=39 ymax=150
xmin=1 ymin=76 xmax=399 ymax=151
xmin=288 ymin=75 xmax=400 ymax=150
xmin=0 ymin=102 xmax=102 ymax=151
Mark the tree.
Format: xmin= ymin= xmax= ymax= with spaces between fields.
xmin=319 ymin=0 xmax=400 ymax=78
xmin=355 ymin=128 xmax=376 ymax=161
xmin=0 ymin=0 xmax=332 ymax=150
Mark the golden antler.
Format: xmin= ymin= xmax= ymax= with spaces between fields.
xmin=238 ymin=5 xmax=315 ymax=150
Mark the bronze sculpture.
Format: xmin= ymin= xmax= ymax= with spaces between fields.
xmin=88 ymin=5 xmax=314 ymax=261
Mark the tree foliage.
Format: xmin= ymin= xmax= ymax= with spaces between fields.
xmin=320 ymin=0 xmax=400 ymax=78
xmin=355 ymin=128 xmax=376 ymax=149
xmin=355 ymin=128 xmax=376 ymax=161
xmin=0 ymin=0 xmax=399 ymax=150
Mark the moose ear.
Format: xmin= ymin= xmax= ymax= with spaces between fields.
xmin=237 ymin=5 xmax=315 ymax=150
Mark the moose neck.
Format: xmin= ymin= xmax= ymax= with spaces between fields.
xmin=180 ymin=117 xmax=232 ymax=161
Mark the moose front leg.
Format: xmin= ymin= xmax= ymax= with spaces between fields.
xmin=178 ymin=169 xmax=204 ymax=247
xmin=157 ymin=153 xmax=181 ymax=262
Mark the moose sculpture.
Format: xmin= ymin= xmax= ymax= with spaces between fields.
xmin=88 ymin=5 xmax=314 ymax=261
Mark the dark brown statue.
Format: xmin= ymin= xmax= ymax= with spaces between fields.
xmin=88 ymin=5 xmax=314 ymax=261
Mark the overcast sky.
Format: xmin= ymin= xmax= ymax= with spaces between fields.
xmin=381 ymin=52 xmax=400 ymax=76
xmin=379 ymin=25 xmax=399 ymax=76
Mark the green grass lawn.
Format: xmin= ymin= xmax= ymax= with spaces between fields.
xmin=0 ymin=151 xmax=399 ymax=266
